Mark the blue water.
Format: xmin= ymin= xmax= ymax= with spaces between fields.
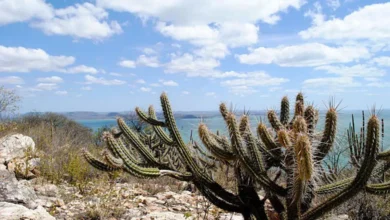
xmin=77 ymin=110 xmax=390 ymax=151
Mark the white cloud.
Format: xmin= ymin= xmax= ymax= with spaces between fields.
xmin=193 ymin=43 xmax=229 ymax=59
xmin=326 ymin=0 xmax=340 ymax=10
xmin=55 ymin=90 xmax=68 ymax=95
xmin=136 ymin=55 xmax=159 ymax=67
xmin=315 ymin=64 xmax=385 ymax=77
xmin=81 ymin=86 xmax=92 ymax=91
xmin=142 ymin=48 xmax=157 ymax=55
xmin=140 ymin=87 xmax=151 ymax=92
xmin=85 ymin=75 xmax=126 ymax=85
xmin=0 ymin=45 xmax=75 ymax=72
xmin=35 ymin=83 xmax=58 ymax=91
xmin=236 ymin=43 xmax=370 ymax=67
xmin=31 ymin=3 xmax=122 ymax=40
xmin=182 ymin=91 xmax=189 ymax=95
xmin=97 ymin=0 xmax=304 ymax=25
xmin=300 ymin=2 xmax=390 ymax=41
xmin=118 ymin=60 xmax=136 ymax=68
xmin=159 ymin=79 xmax=178 ymax=86
xmin=0 ymin=76 xmax=24 ymax=84
xmin=65 ymin=65 xmax=99 ymax=74
xmin=302 ymin=77 xmax=360 ymax=89
xmin=220 ymin=71 xmax=289 ymax=95
xmin=0 ymin=0 xmax=53 ymax=25
xmin=156 ymin=22 xmax=258 ymax=48
xmin=136 ymin=79 xmax=146 ymax=84
xmin=119 ymin=60 xmax=136 ymax=68
xmin=165 ymin=53 xmax=220 ymax=76
xmin=37 ymin=76 xmax=63 ymax=83
xmin=367 ymin=82 xmax=390 ymax=88
xmin=371 ymin=56 xmax=390 ymax=67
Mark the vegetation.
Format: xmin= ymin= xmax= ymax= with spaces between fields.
xmin=83 ymin=92 xmax=390 ymax=220
xmin=0 ymin=86 xmax=21 ymax=117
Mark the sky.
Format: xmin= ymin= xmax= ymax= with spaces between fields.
xmin=1 ymin=0 xmax=390 ymax=113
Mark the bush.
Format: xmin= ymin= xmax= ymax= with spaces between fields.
xmin=1 ymin=112 xmax=101 ymax=187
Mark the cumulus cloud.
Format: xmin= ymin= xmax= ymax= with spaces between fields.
xmin=0 ymin=76 xmax=24 ymax=84
xmin=118 ymin=60 xmax=136 ymax=68
xmin=371 ymin=56 xmax=390 ymax=67
xmin=0 ymin=45 xmax=75 ymax=72
xmin=302 ymin=77 xmax=361 ymax=89
xmin=0 ymin=0 xmax=53 ymax=25
xmin=165 ymin=53 xmax=220 ymax=76
xmin=315 ymin=64 xmax=385 ymax=77
xmin=85 ymin=75 xmax=126 ymax=85
xmin=65 ymin=65 xmax=99 ymax=74
xmin=300 ymin=2 xmax=390 ymax=41
xmin=136 ymin=55 xmax=159 ymax=67
xmin=140 ymin=87 xmax=151 ymax=92
xmin=97 ymin=0 xmax=304 ymax=25
xmin=220 ymin=71 xmax=288 ymax=95
xmin=37 ymin=76 xmax=63 ymax=83
xmin=31 ymin=3 xmax=122 ymax=40
xmin=35 ymin=83 xmax=58 ymax=91
xmin=159 ymin=79 xmax=178 ymax=86
xmin=236 ymin=43 xmax=370 ymax=67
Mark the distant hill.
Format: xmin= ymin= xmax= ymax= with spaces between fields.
xmin=23 ymin=110 xmax=269 ymax=121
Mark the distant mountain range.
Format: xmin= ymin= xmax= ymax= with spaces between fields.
xmin=23 ymin=110 xmax=268 ymax=120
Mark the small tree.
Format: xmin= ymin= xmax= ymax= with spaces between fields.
xmin=0 ymin=86 xmax=21 ymax=118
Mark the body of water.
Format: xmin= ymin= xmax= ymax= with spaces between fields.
xmin=77 ymin=110 xmax=390 ymax=150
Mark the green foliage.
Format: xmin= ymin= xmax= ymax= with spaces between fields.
xmin=84 ymin=92 xmax=390 ymax=220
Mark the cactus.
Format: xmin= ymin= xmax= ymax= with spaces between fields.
xmin=83 ymin=92 xmax=390 ymax=220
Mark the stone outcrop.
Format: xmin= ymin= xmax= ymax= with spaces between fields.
xmin=0 ymin=134 xmax=54 ymax=220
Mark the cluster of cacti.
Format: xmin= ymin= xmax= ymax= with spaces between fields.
xmin=83 ymin=92 xmax=390 ymax=220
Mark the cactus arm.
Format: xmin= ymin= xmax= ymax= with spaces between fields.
xmin=226 ymin=113 xmax=287 ymax=196
xmin=102 ymin=149 xmax=124 ymax=168
xmin=135 ymin=107 xmax=166 ymax=127
xmin=148 ymin=106 xmax=174 ymax=145
xmin=366 ymin=181 xmax=390 ymax=195
xmin=240 ymin=115 xmax=266 ymax=173
xmin=315 ymin=108 xmax=337 ymax=161
xmin=280 ymin=96 xmax=290 ymax=126
xmin=304 ymin=105 xmax=317 ymax=134
xmin=193 ymin=180 xmax=243 ymax=213
xmin=257 ymin=123 xmax=282 ymax=158
xmin=117 ymin=117 xmax=163 ymax=167
xmin=198 ymin=123 xmax=236 ymax=161
xmin=192 ymin=141 xmax=217 ymax=160
xmin=378 ymin=149 xmax=390 ymax=160
xmin=82 ymin=148 xmax=121 ymax=172
xmin=302 ymin=115 xmax=379 ymax=220
xmin=268 ymin=110 xmax=285 ymax=131
xmin=105 ymin=133 xmax=161 ymax=178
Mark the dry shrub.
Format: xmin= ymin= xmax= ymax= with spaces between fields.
xmin=1 ymin=113 xmax=102 ymax=188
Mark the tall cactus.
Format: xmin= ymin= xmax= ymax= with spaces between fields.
xmin=83 ymin=92 xmax=390 ymax=220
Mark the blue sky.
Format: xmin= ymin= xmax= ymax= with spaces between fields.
xmin=1 ymin=0 xmax=390 ymax=112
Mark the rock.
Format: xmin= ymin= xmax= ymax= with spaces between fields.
xmin=142 ymin=211 xmax=190 ymax=220
xmin=0 ymin=202 xmax=55 ymax=220
xmin=0 ymin=170 xmax=37 ymax=209
xmin=34 ymin=184 xmax=59 ymax=197
xmin=0 ymin=134 xmax=35 ymax=164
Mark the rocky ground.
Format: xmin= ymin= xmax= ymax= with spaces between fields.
xmin=0 ymin=134 xmax=350 ymax=220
